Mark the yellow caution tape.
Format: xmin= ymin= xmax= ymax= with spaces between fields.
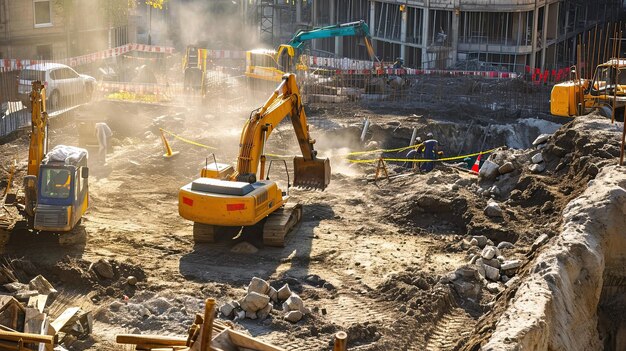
xmin=347 ymin=147 xmax=500 ymax=164
xmin=160 ymin=128 xmax=216 ymax=150
xmin=264 ymin=144 xmax=425 ymax=159
xmin=341 ymin=143 xmax=424 ymax=156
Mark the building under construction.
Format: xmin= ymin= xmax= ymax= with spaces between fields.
xmin=250 ymin=0 xmax=623 ymax=72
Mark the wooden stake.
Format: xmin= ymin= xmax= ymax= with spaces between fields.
xmin=200 ymin=298 xmax=215 ymax=351
xmin=333 ymin=331 xmax=347 ymax=351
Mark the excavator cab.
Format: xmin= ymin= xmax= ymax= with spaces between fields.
xmin=293 ymin=156 xmax=330 ymax=190
xmin=33 ymin=146 xmax=89 ymax=232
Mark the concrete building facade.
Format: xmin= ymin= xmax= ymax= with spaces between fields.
xmin=270 ymin=0 xmax=624 ymax=72
xmin=0 ymin=0 xmax=134 ymax=60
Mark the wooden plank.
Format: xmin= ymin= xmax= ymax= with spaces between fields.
xmin=49 ymin=307 xmax=80 ymax=334
xmin=226 ymin=329 xmax=286 ymax=351
xmin=0 ymin=330 xmax=53 ymax=345
xmin=27 ymin=295 xmax=48 ymax=314
xmin=23 ymin=308 xmax=45 ymax=335
xmin=116 ymin=334 xmax=188 ymax=347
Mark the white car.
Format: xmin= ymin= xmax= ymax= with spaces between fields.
xmin=18 ymin=63 xmax=96 ymax=109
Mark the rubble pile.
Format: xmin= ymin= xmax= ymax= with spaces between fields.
xmin=457 ymin=235 xmax=522 ymax=294
xmin=219 ymin=277 xmax=310 ymax=323
xmin=0 ymin=263 xmax=92 ymax=351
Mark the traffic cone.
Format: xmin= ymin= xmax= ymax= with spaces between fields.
xmin=470 ymin=154 xmax=482 ymax=174
xmin=160 ymin=129 xmax=179 ymax=158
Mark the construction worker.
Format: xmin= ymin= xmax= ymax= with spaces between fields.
xmin=95 ymin=122 xmax=112 ymax=164
xmin=403 ymin=137 xmax=423 ymax=168
xmin=421 ymin=133 xmax=439 ymax=172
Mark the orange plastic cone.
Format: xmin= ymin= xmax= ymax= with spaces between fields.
xmin=470 ymin=154 xmax=482 ymax=174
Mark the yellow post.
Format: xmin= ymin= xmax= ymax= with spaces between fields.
xmin=159 ymin=129 xmax=179 ymax=158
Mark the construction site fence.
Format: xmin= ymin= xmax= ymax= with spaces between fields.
xmin=301 ymin=69 xmax=551 ymax=116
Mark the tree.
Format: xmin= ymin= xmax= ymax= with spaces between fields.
xmin=145 ymin=0 xmax=169 ymax=10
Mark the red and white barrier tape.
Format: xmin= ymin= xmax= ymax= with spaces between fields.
xmin=0 ymin=43 xmax=175 ymax=70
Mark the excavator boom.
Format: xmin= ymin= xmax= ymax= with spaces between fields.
xmin=237 ymin=73 xmax=330 ymax=189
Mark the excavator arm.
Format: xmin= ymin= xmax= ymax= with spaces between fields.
xmin=236 ymin=73 xmax=330 ymax=189
xmin=287 ymin=20 xmax=376 ymax=60
xmin=27 ymin=81 xmax=48 ymax=177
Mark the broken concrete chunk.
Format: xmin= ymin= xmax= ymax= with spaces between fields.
xmin=284 ymin=310 xmax=303 ymax=323
xmin=234 ymin=310 xmax=245 ymax=321
xmin=90 ymin=259 xmax=114 ymax=279
xmin=469 ymin=238 xmax=479 ymax=247
xmin=247 ymin=277 xmax=270 ymax=295
xmin=452 ymin=280 xmax=481 ymax=300
xmin=29 ymin=275 xmax=57 ymax=295
xmin=240 ymin=292 xmax=270 ymax=313
xmin=276 ymin=284 xmax=292 ymax=302
xmin=498 ymin=162 xmax=515 ymax=175
xmin=481 ymin=246 xmax=497 ymax=260
xmin=284 ymin=294 xmax=305 ymax=313
xmin=3 ymin=282 xmax=28 ymax=293
xmin=15 ymin=290 xmax=39 ymax=300
xmin=482 ymin=257 xmax=501 ymax=269
xmin=268 ymin=286 xmax=278 ymax=303
xmin=479 ymin=160 xmax=500 ymax=180
xmin=493 ymin=247 xmax=501 ymax=257
xmin=529 ymin=163 xmax=546 ymax=173
xmin=245 ymin=310 xmax=258 ymax=320
xmin=497 ymin=241 xmax=515 ymax=250
xmin=532 ymin=134 xmax=551 ymax=146
xmin=219 ymin=302 xmax=235 ymax=318
xmin=257 ymin=303 xmax=273 ymax=320
xmin=531 ymin=234 xmax=550 ymax=251
xmin=486 ymin=239 xmax=494 ymax=247
xmin=484 ymin=201 xmax=503 ymax=217
xmin=471 ymin=236 xmax=488 ymax=248
xmin=486 ymin=282 xmax=502 ymax=294
xmin=531 ymin=153 xmax=544 ymax=164
xmin=504 ymin=276 xmax=520 ymax=288
xmin=501 ymin=260 xmax=522 ymax=271
xmin=483 ymin=264 xmax=500 ymax=281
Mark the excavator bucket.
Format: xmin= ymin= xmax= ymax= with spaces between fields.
xmin=293 ymin=157 xmax=331 ymax=190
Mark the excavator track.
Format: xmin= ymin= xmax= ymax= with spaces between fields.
xmin=262 ymin=203 xmax=302 ymax=247
xmin=193 ymin=222 xmax=217 ymax=243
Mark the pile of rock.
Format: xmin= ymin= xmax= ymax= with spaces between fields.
xmin=464 ymin=235 xmax=522 ymax=293
xmin=219 ymin=277 xmax=310 ymax=323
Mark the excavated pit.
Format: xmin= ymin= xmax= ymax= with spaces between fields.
xmin=460 ymin=115 xmax=626 ymax=351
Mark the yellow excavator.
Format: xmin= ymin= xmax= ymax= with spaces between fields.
xmin=551 ymin=59 xmax=626 ymax=119
xmin=178 ymin=73 xmax=330 ymax=246
xmin=1 ymin=81 xmax=89 ymax=239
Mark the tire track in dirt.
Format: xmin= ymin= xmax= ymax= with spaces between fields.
xmin=423 ymin=308 xmax=475 ymax=350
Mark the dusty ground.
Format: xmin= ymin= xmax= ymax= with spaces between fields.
xmin=0 ymin=83 xmax=614 ymax=350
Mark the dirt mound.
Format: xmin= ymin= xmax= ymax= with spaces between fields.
xmin=459 ymin=115 xmax=626 ymax=350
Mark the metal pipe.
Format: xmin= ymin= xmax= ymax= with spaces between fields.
xmin=612 ymin=23 xmax=623 ymax=124
xmin=360 ymin=118 xmax=369 ymax=142
xmin=409 ymin=126 xmax=417 ymax=146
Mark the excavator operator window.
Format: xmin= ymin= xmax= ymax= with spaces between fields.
xmin=41 ymin=168 xmax=71 ymax=199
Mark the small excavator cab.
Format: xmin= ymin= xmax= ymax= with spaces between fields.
xmin=293 ymin=156 xmax=331 ymax=190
